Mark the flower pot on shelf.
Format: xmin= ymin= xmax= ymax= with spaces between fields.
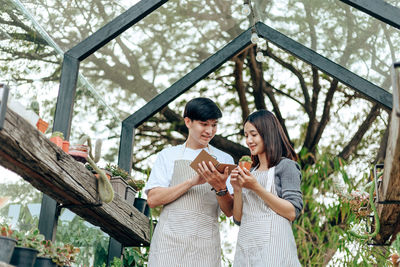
xmin=62 ymin=140 xmax=70 ymax=153
xmin=0 ymin=236 xmax=17 ymax=263
xmin=36 ymin=118 xmax=49 ymax=134
xmin=68 ymin=144 xmax=89 ymax=163
xmin=110 ymin=176 xmax=128 ymax=198
xmin=94 ymin=169 xmax=111 ymax=180
xmin=134 ymin=198 xmax=150 ymax=217
xmin=49 ymin=136 xmax=63 ymax=148
xmin=34 ymin=257 xmax=56 ymax=267
xmin=125 ymin=185 xmax=137 ymax=204
xmin=10 ymin=247 xmax=38 ymax=267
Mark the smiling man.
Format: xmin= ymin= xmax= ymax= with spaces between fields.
xmin=145 ymin=97 xmax=234 ymax=267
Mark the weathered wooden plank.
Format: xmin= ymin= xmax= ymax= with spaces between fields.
xmin=375 ymin=70 xmax=400 ymax=244
xmin=0 ymin=108 xmax=150 ymax=246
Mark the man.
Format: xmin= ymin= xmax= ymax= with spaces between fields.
xmin=145 ymin=97 xmax=234 ymax=267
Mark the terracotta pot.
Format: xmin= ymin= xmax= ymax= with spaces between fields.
xmin=62 ymin=140 xmax=70 ymax=153
xmin=50 ymin=136 xmax=63 ymax=148
xmin=36 ymin=118 xmax=48 ymax=133
xmin=68 ymin=144 xmax=88 ymax=163
xmin=239 ymin=161 xmax=252 ymax=170
xmin=94 ymin=169 xmax=111 ymax=180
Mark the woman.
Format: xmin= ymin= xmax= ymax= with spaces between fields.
xmin=231 ymin=110 xmax=302 ymax=266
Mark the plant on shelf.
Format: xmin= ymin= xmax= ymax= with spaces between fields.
xmin=77 ymin=135 xmax=114 ymax=203
xmin=10 ymin=228 xmax=44 ymax=266
xmin=128 ymin=179 xmax=146 ymax=197
xmin=1 ymin=223 xmax=13 ymax=237
xmin=53 ymin=243 xmax=80 ymax=267
xmin=36 ymin=239 xmax=57 ymax=266
xmin=28 ymin=100 xmax=49 ymax=134
xmin=104 ymin=163 xmax=132 ymax=199
xmin=13 ymin=228 xmax=44 ymax=250
xmin=105 ymin=163 xmax=130 ymax=180
xmin=0 ymin=224 xmax=17 ymax=264
xmin=50 ymin=131 xmax=64 ymax=148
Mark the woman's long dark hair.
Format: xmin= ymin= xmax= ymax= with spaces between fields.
xmin=244 ymin=110 xmax=298 ymax=168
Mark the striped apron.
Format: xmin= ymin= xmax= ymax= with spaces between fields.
xmin=233 ymin=167 xmax=301 ymax=267
xmin=148 ymin=159 xmax=221 ymax=267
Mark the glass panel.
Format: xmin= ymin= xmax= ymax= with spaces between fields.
xmin=254 ymin=0 xmax=400 ymax=91
xmin=18 ymin=0 xmax=140 ymax=51
xmin=81 ymin=0 xmax=249 ymax=117
xmin=56 ymin=211 xmax=109 ymax=266
xmin=0 ymin=166 xmax=42 ymax=232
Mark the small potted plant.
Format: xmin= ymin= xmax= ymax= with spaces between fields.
xmin=29 ymin=101 xmax=49 ymax=134
xmin=49 ymin=131 xmax=64 ymax=149
xmin=238 ymin=155 xmax=252 ymax=170
xmin=34 ymin=239 xmax=56 ymax=267
xmin=10 ymin=228 xmax=44 ymax=267
xmin=53 ymin=243 xmax=80 ymax=267
xmin=132 ymin=180 xmax=149 ymax=217
xmin=105 ymin=163 xmax=130 ymax=199
xmin=0 ymin=224 xmax=17 ymax=264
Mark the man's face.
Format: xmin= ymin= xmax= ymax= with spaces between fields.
xmin=185 ymin=118 xmax=218 ymax=148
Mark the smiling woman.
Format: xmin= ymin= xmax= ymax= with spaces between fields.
xmin=230 ymin=110 xmax=302 ymax=267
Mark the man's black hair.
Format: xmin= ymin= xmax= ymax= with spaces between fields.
xmin=183 ymin=97 xmax=222 ymax=121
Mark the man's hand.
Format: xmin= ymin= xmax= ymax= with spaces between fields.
xmin=190 ymin=173 xmax=206 ymax=186
xmin=197 ymin=161 xmax=229 ymax=191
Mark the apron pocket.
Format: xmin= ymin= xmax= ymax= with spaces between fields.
xmin=164 ymin=209 xmax=215 ymax=240
xmin=237 ymin=219 xmax=272 ymax=249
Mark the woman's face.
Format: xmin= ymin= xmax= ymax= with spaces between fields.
xmin=244 ymin=122 xmax=265 ymax=156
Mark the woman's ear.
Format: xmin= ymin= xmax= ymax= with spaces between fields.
xmin=184 ymin=117 xmax=192 ymax=129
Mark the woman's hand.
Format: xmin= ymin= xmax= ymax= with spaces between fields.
xmin=230 ymin=168 xmax=242 ymax=192
xmin=237 ymin=166 xmax=259 ymax=190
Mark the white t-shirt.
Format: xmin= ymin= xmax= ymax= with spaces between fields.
xmin=145 ymin=144 xmax=234 ymax=195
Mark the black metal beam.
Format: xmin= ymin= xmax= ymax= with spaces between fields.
xmin=38 ymin=194 xmax=58 ymax=240
xmin=107 ymin=238 xmax=123 ymax=265
xmin=53 ymin=54 xmax=79 ymax=140
xmin=68 ymin=0 xmax=168 ymax=61
xmin=118 ymin=123 xmax=135 ymax=172
xmin=255 ymin=22 xmax=392 ymax=110
xmin=339 ymin=0 xmax=400 ymax=30
xmin=123 ymin=27 xmax=252 ymax=127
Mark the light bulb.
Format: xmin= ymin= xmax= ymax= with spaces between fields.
xmin=256 ymin=51 xmax=264 ymax=62
xmin=251 ymin=32 xmax=259 ymax=44
xmin=241 ymin=4 xmax=251 ymax=16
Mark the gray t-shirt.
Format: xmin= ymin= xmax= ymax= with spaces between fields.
xmin=273 ymin=158 xmax=303 ymax=219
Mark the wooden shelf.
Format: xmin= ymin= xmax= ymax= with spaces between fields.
xmin=0 ymin=109 xmax=150 ymax=246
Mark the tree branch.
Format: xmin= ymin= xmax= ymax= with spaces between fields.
xmin=338 ymin=104 xmax=381 ymax=160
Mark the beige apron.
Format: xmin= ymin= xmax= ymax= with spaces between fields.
xmin=233 ymin=167 xmax=301 ymax=267
xmin=148 ymin=156 xmax=221 ymax=267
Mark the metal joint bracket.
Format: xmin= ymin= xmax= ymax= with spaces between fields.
xmin=0 ymin=83 xmax=10 ymax=130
